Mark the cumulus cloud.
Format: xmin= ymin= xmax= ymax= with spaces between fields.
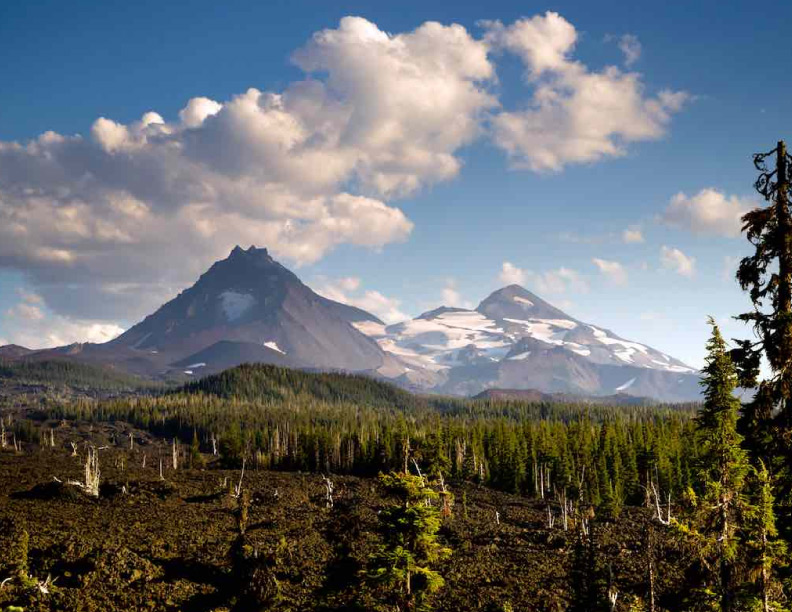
xmin=0 ymin=13 xmax=686 ymax=330
xmin=622 ymin=227 xmax=644 ymax=243
xmin=314 ymin=276 xmax=408 ymax=324
xmin=500 ymin=261 xmax=586 ymax=295
xmin=528 ymin=267 xmax=587 ymax=294
xmin=660 ymin=245 xmax=695 ymax=277
xmin=662 ymin=188 xmax=752 ymax=237
xmin=499 ymin=261 xmax=526 ymax=285
xmin=592 ymin=258 xmax=628 ymax=285
xmin=0 ymin=16 xmax=493 ymax=322
xmin=483 ymin=12 xmax=687 ymax=171
xmin=442 ymin=279 xmax=473 ymax=308
xmin=2 ymin=290 xmax=124 ymax=349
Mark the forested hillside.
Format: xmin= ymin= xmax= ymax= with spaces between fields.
xmin=44 ymin=363 xmax=696 ymax=509
xmin=0 ymin=358 xmax=157 ymax=392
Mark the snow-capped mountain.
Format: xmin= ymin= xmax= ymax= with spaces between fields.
xmin=6 ymin=247 xmax=700 ymax=400
xmin=353 ymin=285 xmax=700 ymax=401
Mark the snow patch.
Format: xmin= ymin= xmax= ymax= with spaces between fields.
xmin=219 ymin=291 xmax=256 ymax=321
xmin=616 ymin=377 xmax=636 ymax=392
xmin=264 ymin=341 xmax=285 ymax=354
xmin=353 ymin=320 xmax=388 ymax=337
xmin=184 ymin=363 xmax=206 ymax=369
xmin=589 ymin=326 xmax=649 ymax=354
xmin=508 ymin=351 xmax=531 ymax=360
xmin=568 ymin=345 xmax=591 ymax=357
xmin=513 ymin=296 xmax=534 ymax=306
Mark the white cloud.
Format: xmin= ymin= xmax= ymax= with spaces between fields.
xmin=483 ymin=12 xmax=687 ymax=171
xmin=314 ymin=277 xmax=408 ymax=324
xmin=660 ymin=245 xmax=695 ymax=277
xmin=442 ymin=279 xmax=473 ymax=308
xmin=0 ymin=16 xmax=493 ymax=322
xmin=622 ymin=227 xmax=644 ymax=243
xmin=662 ymin=188 xmax=752 ymax=237
xmin=500 ymin=260 xmax=587 ymax=296
xmin=336 ymin=277 xmax=361 ymax=292
xmin=179 ymin=97 xmax=223 ymax=128
xmin=2 ymin=290 xmax=124 ymax=349
xmin=617 ymin=34 xmax=642 ymax=67
xmin=5 ymin=288 xmax=45 ymax=321
xmin=591 ymin=258 xmax=628 ymax=285
xmin=6 ymin=303 xmax=45 ymax=321
xmin=499 ymin=261 xmax=526 ymax=285
xmin=0 ymin=13 xmax=686 ymax=324
xmin=528 ymin=267 xmax=588 ymax=294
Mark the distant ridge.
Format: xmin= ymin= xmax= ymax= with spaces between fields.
xmin=0 ymin=344 xmax=34 ymax=359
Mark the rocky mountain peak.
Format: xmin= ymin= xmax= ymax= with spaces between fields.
xmin=476 ymin=284 xmax=573 ymax=322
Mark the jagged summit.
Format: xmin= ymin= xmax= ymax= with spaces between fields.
xmin=87 ymin=246 xmax=391 ymax=376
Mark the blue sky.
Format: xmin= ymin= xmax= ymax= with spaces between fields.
xmin=0 ymin=0 xmax=790 ymax=367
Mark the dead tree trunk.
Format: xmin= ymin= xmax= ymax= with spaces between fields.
xmin=646 ymin=524 xmax=656 ymax=612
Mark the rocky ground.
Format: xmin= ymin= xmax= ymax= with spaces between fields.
xmin=0 ymin=417 xmax=693 ymax=611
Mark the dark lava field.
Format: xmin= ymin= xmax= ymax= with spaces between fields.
xmin=0 ymin=417 xmax=694 ymax=612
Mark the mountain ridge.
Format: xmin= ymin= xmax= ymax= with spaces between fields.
xmin=0 ymin=245 xmax=701 ymax=401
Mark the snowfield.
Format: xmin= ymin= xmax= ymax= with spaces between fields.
xmin=263 ymin=341 xmax=285 ymax=354
xmin=354 ymin=299 xmax=697 ymax=378
xmin=219 ymin=291 xmax=256 ymax=321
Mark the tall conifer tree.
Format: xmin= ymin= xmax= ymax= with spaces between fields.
xmin=733 ymin=141 xmax=792 ymax=471
xmin=686 ymin=319 xmax=751 ymax=612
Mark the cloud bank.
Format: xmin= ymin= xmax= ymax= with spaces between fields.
xmin=0 ymin=12 xmax=687 ymax=338
xmin=483 ymin=13 xmax=687 ymax=171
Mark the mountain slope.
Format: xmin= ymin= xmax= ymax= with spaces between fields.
xmin=35 ymin=246 xmax=395 ymax=378
xmin=22 ymin=247 xmax=700 ymax=400
xmin=353 ymin=284 xmax=700 ymax=401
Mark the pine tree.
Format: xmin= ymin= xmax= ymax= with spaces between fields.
xmin=733 ymin=141 xmax=792 ymax=471
xmin=367 ymin=472 xmax=451 ymax=611
xmin=683 ymin=319 xmax=751 ymax=612
xmin=744 ymin=460 xmax=786 ymax=612
xmin=569 ymin=523 xmax=605 ymax=612
xmin=190 ymin=429 xmax=204 ymax=469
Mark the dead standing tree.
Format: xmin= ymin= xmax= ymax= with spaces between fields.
xmin=66 ymin=446 xmax=100 ymax=498
xmin=232 ymin=458 xmax=246 ymax=498
xmin=322 ymin=474 xmax=334 ymax=508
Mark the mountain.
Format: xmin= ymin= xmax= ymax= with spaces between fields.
xmin=18 ymin=247 xmax=700 ymax=401
xmin=29 ymin=246 xmax=398 ymax=379
xmin=0 ymin=344 xmax=34 ymax=359
xmin=351 ymin=284 xmax=700 ymax=401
